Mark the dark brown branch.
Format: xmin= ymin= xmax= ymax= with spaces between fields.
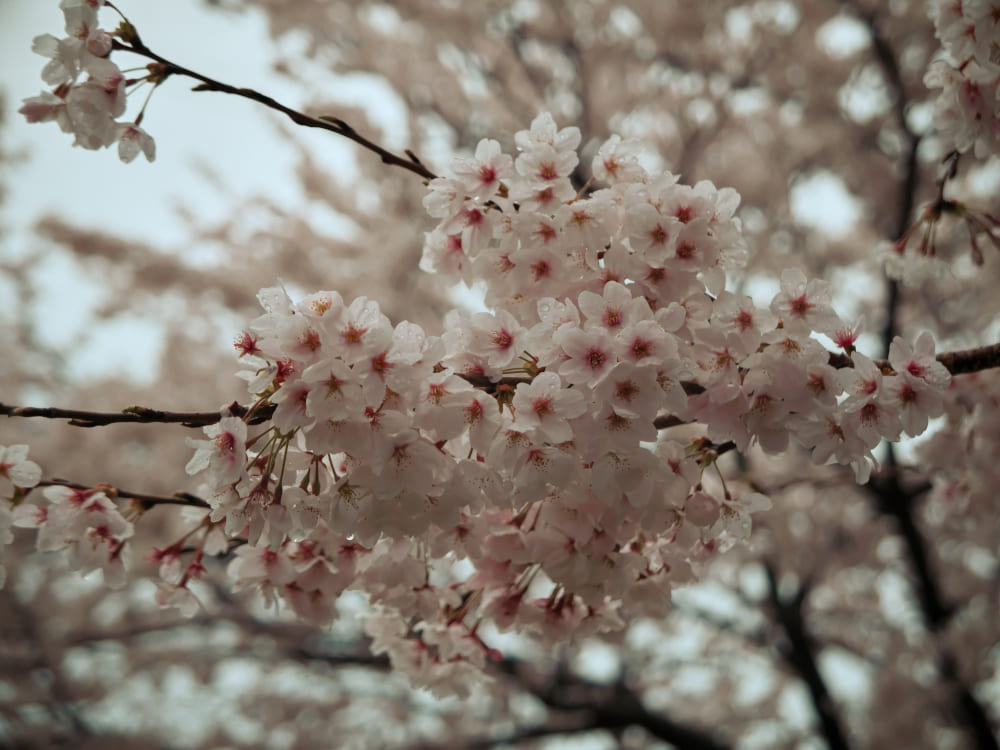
xmin=764 ymin=565 xmax=851 ymax=750
xmin=1 ymin=589 xmax=94 ymax=745
xmin=859 ymin=3 xmax=920 ymax=357
xmin=496 ymin=659 xmax=731 ymax=750
xmin=864 ymin=475 xmax=999 ymax=749
xmin=38 ymin=478 xmax=211 ymax=509
xmin=866 ymin=477 xmax=951 ymax=629
xmin=4 ymin=342 xmax=1000 ymax=433
xmin=109 ymin=35 xmax=437 ymax=181
xmin=0 ymin=400 xmax=272 ymax=428
xmin=825 ymin=342 xmax=1000 ymax=375
xmin=407 ymin=724 xmax=618 ymax=750
xmin=940 ymin=654 xmax=1000 ymax=750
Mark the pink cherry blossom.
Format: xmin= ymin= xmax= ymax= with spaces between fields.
xmin=451 ymin=138 xmax=513 ymax=199
xmin=511 ymin=371 xmax=586 ymax=443
xmin=185 ymin=416 xmax=248 ymax=487
xmin=0 ymin=445 xmax=42 ymax=492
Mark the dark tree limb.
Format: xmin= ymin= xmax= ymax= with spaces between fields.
xmin=5 ymin=340 xmax=1000 ymax=431
xmin=824 ymin=341 xmax=1000 ymax=374
xmin=867 ymin=475 xmax=951 ymax=629
xmin=864 ymin=475 xmax=1000 ymax=749
xmin=494 ymin=659 xmax=731 ymax=750
xmin=855 ymin=3 xmax=920 ymax=354
xmin=764 ymin=564 xmax=851 ymax=750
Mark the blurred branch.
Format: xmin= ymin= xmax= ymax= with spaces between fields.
xmin=866 ymin=476 xmax=950 ymax=628
xmin=495 ymin=659 xmax=731 ymax=750
xmin=672 ymin=599 xmax=772 ymax=652
xmin=864 ymin=475 xmax=1000 ymax=749
xmin=44 ymin=592 xmax=728 ymax=750
xmin=764 ymin=564 xmax=851 ymax=750
xmin=1 ymin=588 xmax=93 ymax=746
xmin=940 ymin=653 xmax=1000 ymax=750
xmin=847 ymin=2 xmax=920 ymax=356
xmin=37 ymin=478 xmax=210 ymax=510
xmin=408 ymin=724 xmax=621 ymax=750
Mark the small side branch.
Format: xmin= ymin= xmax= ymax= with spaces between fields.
xmin=109 ymin=32 xmax=436 ymax=181
xmin=38 ymin=479 xmax=211 ymax=510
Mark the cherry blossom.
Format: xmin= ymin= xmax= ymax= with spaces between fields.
xmin=770 ymin=268 xmax=841 ymax=333
xmin=450 ymin=139 xmax=513 ymax=199
xmin=0 ymin=444 xmax=43 ymax=493
xmin=12 ymin=485 xmax=134 ymax=588
xmin=20 ymin=0 xmax=155 ymax=161
xmin=185 ymin=416 xmax=249 ymax=487
xmin=7 ymin=77 xmax=965 ymax=697
xmin=925 ymin=0 xmax=1000 ymax=157
xmin=510 ymin=371 xmax=586 ymax=443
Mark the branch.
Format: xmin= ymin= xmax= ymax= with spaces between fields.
xmin=764 ymin=565 xmax=851 ymax=750
xmin=867 ymin=477 xmax=951 ymax=629
xmin=0 ymin=400 xmax=270 ymax=428
xmin=1 ymin=588 xmax=94 ymax=745
xmin=37 ymin=478 xmax=211 ymax=509
xmin=407 ymin=724 xmax=619 ymax=750
xmin=672 ymin=600 xmax=771 ymax=650
xmin=940 ymin=654 xmax=1000 ymax=750
xmin=864 ymin=475 xmax=1000 ymax=749
xmin=496 ymin=659 xmax=731 ymax=750
xmin=825 ymin=341 xmax=1000 ymax=375
xmin=109 ymin=32 xmax=436 ymax=181
xmin=5 ymin=341 xmax=999 ymax=430
xmin=857 ymin=2 xmax=920 ymax=356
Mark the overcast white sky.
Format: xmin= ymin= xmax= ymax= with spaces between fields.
xmin=1 ymin=1 xmax=316 ymax=237
xmin=0 ymin=0 xmax=379 ymax=386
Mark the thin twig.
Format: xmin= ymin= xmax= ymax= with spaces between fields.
xmin=38 ymin=478 xmax=211 ymax=510
xmin=109 ymin=32 xmax=436 ymax=181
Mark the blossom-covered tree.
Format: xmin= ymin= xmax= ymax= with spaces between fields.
xmin=2 ymin=1 xmax=1000 ymax=748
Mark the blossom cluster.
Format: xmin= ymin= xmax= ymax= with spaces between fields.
xmin=2 ymin=443 xmax=135 ymax=591
xmin=925 ymin=0 xmax=1000 ymax=158
xmin=0 ymin=445 xmax=42 ymax=588
xmin=11 ymin=484 xmax=134 ymax=589
xmin=3 ymin=97 xmax=956 ymax=691
xmin=159 ymin=114 xmax=953 ymax=692
xmin=19 ymin=0 xmax=155 ymax=163
xmin=2 ymin=445 xmax=136 ymax=591
xmin=2 ymin=0 xmax=988 ymax=703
